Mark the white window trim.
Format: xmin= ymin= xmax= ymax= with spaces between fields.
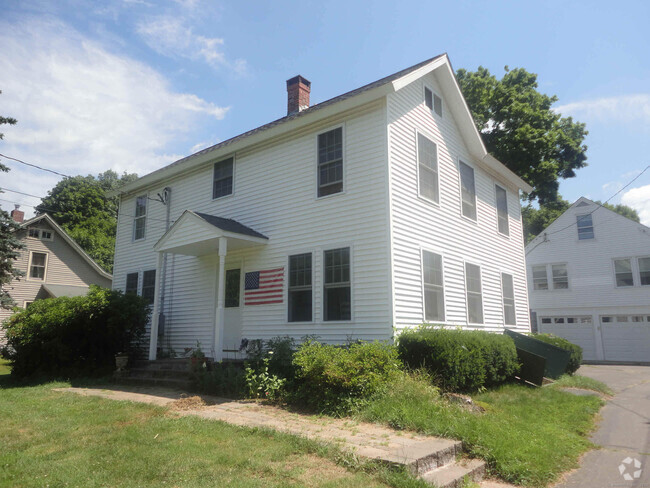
xmin=576 ymin=213 xmax=595 ymax=241
xmin=612 ymin=257 xmax=636 ymax=288
xmin=463 ymin=260 xmax=484 ymax=325
xmin=315 ymin=123 xmax=346 ymax=200
xmin=286 ymin=251 xmax=314 ymax=323
xmin=27 ymin=251 xmax=48 ymax=282
xmin=27 ymin=228 xmax=54 ymax=241
xmin=23 ymin=301 xmax=33 ymax=308
xmin=500 ymin=271 xmax=516 ymax=326
xmin=532 ymin=263 xmax=569 ymax=291
xmin=125 ymin=271 xmax=140 ymax=295
xmin=637 ymin=255 xmax=650 ymax=287
xmin=457 ymin=157 xmax=478 ymax=224
xmin=423 ymin=83 xmax=443 ymax=117
xmin=550 ymin=263 xmax=569 ymax=290
xmin=132 ymin=194 xmax=148 ymax=242
xmin=415 ymin=128 xmax=441 ymax=207
xmin=212 ymin=155 xmax=236 ymax=201
xmin=224 ymin=260 xmax=244 ymax=309
xmin=321 ymin=244 xmax=353 ymax=323
xmin=420 ymin=247 xmax=447 ymax=323
xmin=531 ymin=264 xmax=549 ymax=291
xmin=494 ymin=183 xmax=510 ymax=238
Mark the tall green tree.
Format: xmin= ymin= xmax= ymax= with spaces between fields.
xmin=0 ymin=93 xmax=24 ymax=309
xmin=456 ymin=66 xmax=588 ymax=204
xmin=36 ymin=171 xmax=137 ymax=273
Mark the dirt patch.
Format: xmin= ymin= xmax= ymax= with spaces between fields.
xmin=169 ymin=395 xmax=210 ymax=411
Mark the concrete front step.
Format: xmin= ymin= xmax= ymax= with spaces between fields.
xmin=421 ymin=458 xmax=486 ymax=488
xmin=116 ymin=376 xmax=192 ymax=390
xmin=127 ymin=368 xmax=192 ymax=380
xmin=132 ymin=359 xmax=192 ymax=371
xmin=375 ymin=438 xmax=462 ymax=476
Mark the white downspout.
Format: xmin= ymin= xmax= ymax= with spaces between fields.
xmin=213 ymin=237 xmax=227 ymax=362
xmin=148 ymin=251 xmax=164 ymax=360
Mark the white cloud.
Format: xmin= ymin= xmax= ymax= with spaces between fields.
xmin=555 ymin=95 xmax=650 ymax=127
xmin=0 ymin=18 xmax=229 ymax=217
xmin=621 ymin=184 xmax=650 ymax=226
xmin=136 ymin=15 xmax=246 ymax=73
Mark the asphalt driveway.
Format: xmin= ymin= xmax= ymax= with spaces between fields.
xmin=554 ymin=364 xmax=650 ymax=487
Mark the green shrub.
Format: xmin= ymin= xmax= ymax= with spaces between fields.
xmin=292 ymin=340 xmax=402 ymax=415
xmin=192 ymin=362 xmax=246 ymax=398
xmin=245 ymin=352 xmax=287 ymax=400
xmin=1 ymin=286 xmax=148 ymax=377
xmin=246 ymin=336 xmax=297 ymax=381
xmin=397 ymin=326 xmax=519 ymax=392
xmin=533 ymin=334 xmax=583 ymax=375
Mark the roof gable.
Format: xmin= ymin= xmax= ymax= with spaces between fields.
xmin=114 ymin=54 xmax=531 ymax=197
xmin=20 ymin=214 xmax=112 ymax=280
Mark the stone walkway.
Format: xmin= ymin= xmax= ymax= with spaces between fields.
xmin=54 ymin=384 xmax=512 ymax=487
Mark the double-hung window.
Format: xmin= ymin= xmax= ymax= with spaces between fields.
xmin=495 ymin=185 xmax=509 ymax=236
xmin=417 ymin=133 xmax=439 ymax=203
xmin=424 ymin=87 xmax=442 ymax=117
xmin=532 ymin=265 xmax=548 ymax=290
xmin=638 ymin=257 xmax=650 ymax=286
xmin=501 ymin=273 xmax=516 ymax=325
xmin=552 ymin=264 xmax=569 ymax=289
xmin=323 ymin=247 xmax=351 ymax=321
xmin=317 ymin=128 xmax=343 ymax=197
xmin=141 ymin=270 xmax=156 ymax=305
xmin=614 ymin=259 xmax=634 ymax=287
xmin=29 ymin=252 xmax=47 ymax=280
xmin=459 ymin=161 xmax=477 ymax=220
xmin=465 ymin=263 xmax=483 ymax=324
xmin=288 ymin=253 xmax=312 ymax=322
xmin=422 ymin=250 xmax=445 ymax=321
xmin=125 ymin=273 xmax=139 ymax=295
xmin=133 ymin=196 xmax=147 ymax=241
xmin=213 ymin=157 xmax=234 ymax=199
xmin=577 ymin=214 xmax=594 ymax=240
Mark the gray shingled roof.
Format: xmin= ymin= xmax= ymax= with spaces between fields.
xmin=194 ymin=212 xmax=268 ymax=239
xmin=157 ymin=54 xmax=446 ymax=173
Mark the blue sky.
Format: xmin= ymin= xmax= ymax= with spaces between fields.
xmin=1 ymin=0 xmax=649 ymax=223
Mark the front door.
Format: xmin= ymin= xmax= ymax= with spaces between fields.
xmin=222 ymin=265 xmax=243 ymax=359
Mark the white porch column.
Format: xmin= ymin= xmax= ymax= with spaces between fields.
xmin=213 ymin=237 xmax=227 ymax=362
xmin=148 ymin=251 xmax=164 ymax=360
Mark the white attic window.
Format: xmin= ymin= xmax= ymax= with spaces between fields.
xmin=424 ymin=86 xmax=443 ymax=117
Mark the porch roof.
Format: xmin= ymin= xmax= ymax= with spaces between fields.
xmin=153 ymin=210 xmax=268 ymax=256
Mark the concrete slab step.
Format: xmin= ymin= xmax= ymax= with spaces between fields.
xmin=421 ymin=458 xmax=486 ymax=488
xmin=127 ymin=368 xmax=192 ymax=380
xmin=374 ymin=438 xmax=462 ymax=475
xmin=132 ymin=359 xmax=192 ymax=371
xmin=115 ymin=376 xmax=192 ymax=390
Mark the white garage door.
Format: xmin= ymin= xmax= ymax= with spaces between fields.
xmin=538 ymin=316 xmax=598 ymax=360
xmin=538 ymin=314 xmax=650 ymax=362
xmin=600 ymin=315 xmax=650 ymax=362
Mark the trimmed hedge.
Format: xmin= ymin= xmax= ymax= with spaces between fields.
xmin=397 ymin=327 xmax=520 ymax=392
xmin=1 ymin=286 xmax=148 ymax=377
xmin=532 ymin=334 xmax=583 ymax=375
xmin=292 ymin=340 xmax=402 ymax=414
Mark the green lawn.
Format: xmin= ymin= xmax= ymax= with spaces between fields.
xmin=357 ymin=374 xmax=605 ymax=487
xmin=0 ymin=359 xmax=10 ymax=376
xmin=0 ymin=379 xmax=424 ymax=488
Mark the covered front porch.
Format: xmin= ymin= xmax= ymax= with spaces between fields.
xmin=148 ymin=210 xmax=268 ymax=361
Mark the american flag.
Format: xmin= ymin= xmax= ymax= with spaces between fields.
xmin=244 ymin=267 xmax=284 ymax=305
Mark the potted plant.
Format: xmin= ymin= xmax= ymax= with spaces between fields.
xmin=190 ymin=341 xmax=206 ymax=370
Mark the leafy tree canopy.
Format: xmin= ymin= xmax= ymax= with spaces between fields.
xmin=0 ymin=93 xmax=24 ymax=309
xmin=35 ymin=170 xmax=137 ymax=273
xmin=522 ymin=198 xmax=640 ymax=243
xmin=456 ymin=66 xmax=588 ymax=204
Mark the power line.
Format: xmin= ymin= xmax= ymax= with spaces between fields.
xmin=0 ymin=187 xmax=43 ymax=199
xmin=0 ymin=153 xmax=71 ymax=178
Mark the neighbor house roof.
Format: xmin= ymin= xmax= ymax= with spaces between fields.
xmin=20 ymin=214 xmax=113 ymax=280
xmin=112 ymin=54 xmax=532 ymax=197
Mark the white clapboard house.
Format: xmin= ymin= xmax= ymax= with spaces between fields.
xmin=526 ymin=197 xmax=650 ymax=362
xmin=110 ymin=54 xmax=533 ymax=361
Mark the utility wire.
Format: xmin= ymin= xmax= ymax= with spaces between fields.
xmin=526 ymin=165 xmax=650 ymax=255
xmin=0 ymin=187 xmax=44 ymax=199
xmin=0 ymin=153 xmax=71 ymax=178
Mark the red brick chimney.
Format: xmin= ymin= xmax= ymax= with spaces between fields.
xmin=10 ymin=205 xmax=24 ymax=223
xmin=286 ymin=75 xmax=311 ymax=115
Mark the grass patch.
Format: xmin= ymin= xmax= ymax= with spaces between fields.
xmin=547 ymin=374 xmax=612 ymax=395
xmin=0 ymin=378 xmax=427 ymax=488
xmin=356 ymin=373 xmax=604 ymax=487
xmin=0 ymin=358 xmax=10 ymax=376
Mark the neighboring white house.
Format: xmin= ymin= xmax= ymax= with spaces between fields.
xmin=110 ymin=54 xmax=533 ymax=361
xmin=0 ymin=211 xmax=113 ymax=344
xmin=526 ymin=197 xmax=650 ymax=362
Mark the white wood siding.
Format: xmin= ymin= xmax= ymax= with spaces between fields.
xmin=387 ymin=74 xmax=530 ymax=333
xmin=113 ymin=101 xmax=393 ymax=352
xmin=0 ymin=221 xmax=112 ymax=342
